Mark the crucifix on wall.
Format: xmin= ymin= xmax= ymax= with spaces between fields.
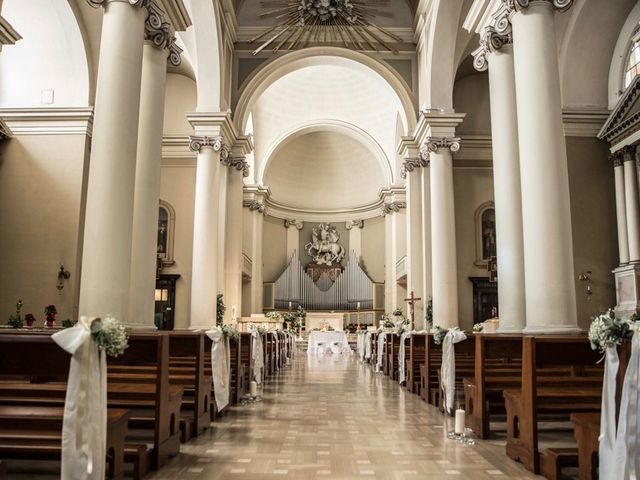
xmin=404 ymin=291 xmax=421 ymax=330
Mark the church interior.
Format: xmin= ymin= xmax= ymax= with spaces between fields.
xmin=0 ymin=0 xmax=639 ymax=478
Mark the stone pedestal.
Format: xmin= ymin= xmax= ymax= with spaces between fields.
xmin=614 ymin=263 xmax=640 ymax=319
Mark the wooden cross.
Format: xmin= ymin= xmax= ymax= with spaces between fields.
xmin=404 ymin=291 xmax=422 ymax=330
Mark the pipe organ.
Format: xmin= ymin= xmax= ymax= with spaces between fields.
xmin=273 ymin=250 xmax=375 ymax=311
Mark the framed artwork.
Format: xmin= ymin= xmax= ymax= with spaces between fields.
xmin=474 ymin=201 xmax=496 ymax=267
xmin=157 ymin=200 xmax=176 ymax=266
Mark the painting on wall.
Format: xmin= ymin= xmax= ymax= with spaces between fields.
xmin=475 ymin=201 xmax=496 ymax=267
xmin=157 ymin=200 xmax=175 ymax=266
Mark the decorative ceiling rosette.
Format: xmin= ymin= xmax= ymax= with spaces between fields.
xmin=250 ymin=0 xmax=401 ymax=55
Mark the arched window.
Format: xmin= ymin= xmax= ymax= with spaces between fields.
xmin=158 ymin=200 xmax=176 ymax=266
xmin=474 ymin=201 xmax=496 ymax=267
xmin=624 ymin=28 xmax=640 ymax=90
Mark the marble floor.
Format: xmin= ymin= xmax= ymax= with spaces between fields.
xmin=148 ymin=352 xmax=541 ymax=480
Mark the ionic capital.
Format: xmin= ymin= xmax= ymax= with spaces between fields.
xmin=382 ymin=201 xmax=406 ymax=216
xmin=509 ymin=0 xmax=574 ymax=13
xmin=472 ymin=27 xmax=512 ymax=72
xmin=400 ymin=156 xmax=429 ymax=179
xmin=244 ymin=200 xmax=266 ymax=215
xmin=345 ymin=220 xmax=364 ymax=230
xmin=189 ymin=135 xmax=230 ymax=161
xmin=144 ymin=3 xmax=182 ymax=66
xmin=284 ymin=219 xmax=304 ymax=230
xmin=423 ymin=137 xmax=461 ymax=154
xmin=222 ymin=156 xmax=250 ymax=177
xmin=87 ymin=0 xmax=149 ymax=9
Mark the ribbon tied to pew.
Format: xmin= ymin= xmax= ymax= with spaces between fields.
xmin=205 ymin=327 xmax=231 ymax=412
xmin=251 ymin=330 xmax=265 ymax=384
xmin=376 ymin=331 xmax=386 ymax=373
xmin=441 ymin=327 xmax=467 ymax=415
xmin=600 ymin=322 xmax=640 ymax=479
xmin=398 ymin=331 xmax=412 ymax=384
xmin=51 ymin=316 xmax=107 ymax=480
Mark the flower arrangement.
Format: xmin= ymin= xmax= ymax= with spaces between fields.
xmin=266 ymin=311 xmax=283 ymax=322
xmin=249 ymin=323 xmax=268 ymax=335
xmin=25 ymin=313 xmax=36 ymax=327
xmin=221 ymin=323 xmax=240 ymax=341
xmin=426 ymin=297 xmax=433 ymax=327
xmin=472 ymin=323 xmax=484 ymax=333
xmin=90 ymin=317 xmax=129 ymax=357
xmin=381 ymin=314 xmax=395 ymax=329
xmin=395 ymin=319 xmax=410 ymax=336
xmin=216 ymin=294 xmax=226 ymax=327
xmin=588 ymin=309 xmax=633 ymax=354
xmin=62 ymin=318 xmax=76 ymax=329
xmin=432 ymin=325 xmax=447 ymax=345
xmin=283 ymin=312 xmax=303 ymax=335
xmin=7 ymin=314 xmax=23 ymax=329
xmin=44 ymin=304 xmax=57 ymax=327
xmin=392 ymin=307 xmax=404 ymax=317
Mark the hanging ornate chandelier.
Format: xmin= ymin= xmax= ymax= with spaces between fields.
xmin=249 ymin=0 xmax=401 ymax=55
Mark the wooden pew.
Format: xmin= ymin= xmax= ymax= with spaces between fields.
xmin=388 ymin=334 xmax=402 ymax=381
xmin=407 ymin=334 xmax=427 ymax=394
xmin=503 ymin=336 xmax=603 ymax=476
xmin=239 ymin=332 xmax=256 ymax=391
xmin=0 ymin=333 xmax=130 ymax=479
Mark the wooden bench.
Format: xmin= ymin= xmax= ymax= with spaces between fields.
xmin=240 ymin=332 xmax=257 ymax=390
xmin=407 ymin=334 xmax=426 ymax=394
xmin=503 ymin=336 xmax=603 ymax=476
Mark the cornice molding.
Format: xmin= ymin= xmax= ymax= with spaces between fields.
xmin=510 ymin=0 xmax=574 ymax=13
xmin=155 ymin=0 xmax=191 ymax=31
xmin=284 ymin=219 xmax=304 ymax=230
xmin=0 ymin=16 xmax=21 ymax=47
xmin=412 ymin=112 xmax=466 ymax=146
xmin=562 ymin=109 xmax=610 ymax=138
xmin=162 ymin=134 xmax=193 ymax=158
xmin=599 ymin=76 xmax=640 ymax=146
xmin=186 ymin=111 xmax=238 ymax=144
xmin=0 ymin=107 xmax=94 ymax=136
xmin=234 ymin=26 xmax=415 ymax=44
xmin=345 ymin=220 xmax=364 ymax=230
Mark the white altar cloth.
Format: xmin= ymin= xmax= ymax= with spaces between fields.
xmin=307 ymin=331 xmax=351 ymax=354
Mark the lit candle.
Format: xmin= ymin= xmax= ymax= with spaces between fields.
xmin=357 ymin=302 xmax=361 ymax=310
xmin=454 ymin=409 xmax=465 ymax=435
xmin=289 ymin=301 xmax=292 ymax=311
xmin=250 ymin=381 xmax=258 ymax=397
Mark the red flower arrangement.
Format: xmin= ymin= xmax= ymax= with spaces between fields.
xmin=44 ymin=304 xmax=57 ymax=328
xmin=25 ymin=313 xmax=36 ymax=327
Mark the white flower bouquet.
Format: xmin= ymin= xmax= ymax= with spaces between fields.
xmin=221 ymin=324 xmax=240 ymax=341
xmin=588 ymin=309 xmax=633 ymax=354
xmin=266 ymin=311 xmax=283 ymax=322
xmin=91 ymin=316 xmax=129 ymax=357
xmin=472 ymin=323 xmax=484 ymax=333
xmin=249 ymin=323 xmax=268 ymax=336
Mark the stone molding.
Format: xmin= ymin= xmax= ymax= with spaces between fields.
xmin=510 ymin=0 xmax=574 ymax=13
xmin=400 ymin=155 xmax=429 ymax=179
xmin=244 ymin=200 xmax=266 ymax=215
xmin=0 ymin=107 xmax=94 ymax=136
xmin=222 ymin=156 xmax=250 ymax=177
xmin=188 ymin=135 xmax=230 ymax=160
xmin=611 ymin=154 xmax=624 ymax=168
xmin=345 ymin=220 xmax=364 ymax=230
xmin=424 ymin=137 xmax=461 ymax=154
xmin=382 ymin=201 xmax=406 ymax=216
xmin=284 ymin=219 xmax=304 ymax=230
xmin=87 ymin=0 xmax=148 ymax=8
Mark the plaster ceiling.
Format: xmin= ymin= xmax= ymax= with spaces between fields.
xmin=263 ymin=130 xmax=386 ymax=211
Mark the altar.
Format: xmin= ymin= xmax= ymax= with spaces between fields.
xmin=307 ymin=331 xmax=351 ymax=354
xmin=305 ymin=312 xmax=345 ymax=331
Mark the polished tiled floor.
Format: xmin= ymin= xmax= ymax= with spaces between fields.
xmin=148 ymin=351 xmax=540 ymax=480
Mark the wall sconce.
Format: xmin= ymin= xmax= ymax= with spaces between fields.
xmin=57 ymin=265 xmax=71 ymax=291
xmin=578 ymin=271 xmax=592 ymax=300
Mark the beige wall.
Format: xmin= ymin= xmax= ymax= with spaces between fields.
xmin=566 ymin=137 xmax=618 ymax=329
xmin=453 ymin=72 xmax=492 ymax=137
xmin=263 ymin=215 xmax=287 ymax=282
xmin=159 ymin=161 xmax=196 ymax=329
xmin=361 ymin=216 xmax=385 ymax=282
xmin=453 ymin=167 xmax=495 ymax=330
xmin=163 ymin=73 xmax=197 ymax=135
xmin=0 ymin=134 xmax=89 ymax=323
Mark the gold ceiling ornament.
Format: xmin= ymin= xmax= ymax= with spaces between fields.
xmin=250 ymin=0 xmax=401 ymax=55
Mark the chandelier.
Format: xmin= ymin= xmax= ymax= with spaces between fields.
xmin=250 ymin=0 xmax=401 ymax=55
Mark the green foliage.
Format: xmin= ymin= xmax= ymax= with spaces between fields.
xmin=62 ymin=318 xmax=76 ymax=329
xmin=7 ymin=314 xmax=23 ymax=329
xmin=216 ymin=294 xmax=226 ymax=327
xmin=425 ymin=297 xmax=433 ymax=328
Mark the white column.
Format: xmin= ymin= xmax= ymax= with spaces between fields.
xmin=404 ymin=162 xmax=425 ymax=327
xmin=247 ymin=203 xmax=265 ymax=314
xmin=622 ymin=147 xmax=640 ymax=262
xmin=284 ymin=219 xmax=303 ymax=260
xmin=428 ymin=139 xmax=459 ymax=329
xmin=511 ymin=0 xmax=578 ymax=333
xmin=217 ymin=165 xmax=229 ymax=290
xmin=473 ymin=30 xmax=526 ymax=332
xmin=421 ymin=164 xmax=432 ymax=330
xmin=223 ymin=160 xmax=247 ymax=322
xmin=346 ymin=221 xmax=363 ymax=259
xmin=79 ymin=0 xmax=146 ymax=322
xmin=128 ymin=12 xmax=181 ymax=329
xmin=613 ymin=156 xmax=630 ymax=264
xmin=189 ymin=136 xmax=226 ymax=328
xmin=384 ymin=211 xmax=394 ymax=312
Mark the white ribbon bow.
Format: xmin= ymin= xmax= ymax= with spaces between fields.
xmin=365 ymin=331 xmax=372 ymax=360
xmin=441 ymin=327 xmax=467 ymax=414
xmin=205 ymin=328 xmax=231 ymax=412
xmin=398 ymin=331 xmax=412 ymax=384
xmin=52 ymin=316 xmax=107 ymax=480
xmin=376 ymin=332 xmax=386 ymax=373
xmin=252 ymin=331 xmax=265 ymax=384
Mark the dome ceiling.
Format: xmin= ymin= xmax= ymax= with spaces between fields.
xmin=263 ymin=130 xmax=386 ymax=212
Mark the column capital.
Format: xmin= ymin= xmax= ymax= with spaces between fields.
xmin=284 ymin=219 xmax=304 ymax=230
xmin=423 ymin=137 xmax=461 ymax=154
xmin=87 ymin=0 xmax=149 ymax=9
xmin=222 ymin=155 xmax=250 ymax=177
xmin=617 ymin=145 xmax=637 ymax=163
xmin=509 ymin=0 xmax=574 ymax=13
xmin=400 ymin=156 xmax=429 ymax=179
xmin=244 ymin=200 xmax=266 ymax=215
xmin=382 ymin=201 xmax=406 ymax=216
xmin=472 ymin=27 xmax=512 ymax=72
xmin=189 ymin=135 xmax=230 ymax=159
xmin=345 ymin=220 xmax=364 ymax=230
xmin=144 ymin=3 xmax=182 ymax=66
xmin=611 ymin=153 xmax=624 ymax=168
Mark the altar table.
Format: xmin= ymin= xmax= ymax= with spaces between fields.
xmin=305 ymin=312 xmax=345 ymax=331
xmin=307 ymin=331 xmax=351 ymax=354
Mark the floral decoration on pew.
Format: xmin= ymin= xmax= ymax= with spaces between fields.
xmin=90 ymin=316 xmax=129 ymax=357
xmin=380 ymin=313 xmax=395 ymax=329
xmin=249 ymin=323 xmax=268 ymax=335
xmin=216 ymin=294 xmax=226 ymax=327
xmin=588 ymin=309 xmax=634 ymax=354
xmin=472 ymin=323 xmax=484 ymax=333
xmin=220 ymin=323 xmax=240 ymax=341
xmin=432 ymin=325 xmax=448 ymax=345
xmin=395 ymin=318 xmax=410 ymax=336
xmin=266 ymin=311 xmax=283 ymax=322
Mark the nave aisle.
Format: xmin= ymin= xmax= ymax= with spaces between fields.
xmin=148 ymin=353 xmax=536 ymax=479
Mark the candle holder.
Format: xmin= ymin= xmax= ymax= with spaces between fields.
xmin=446 ymin=428 xmax=476 ymax=446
